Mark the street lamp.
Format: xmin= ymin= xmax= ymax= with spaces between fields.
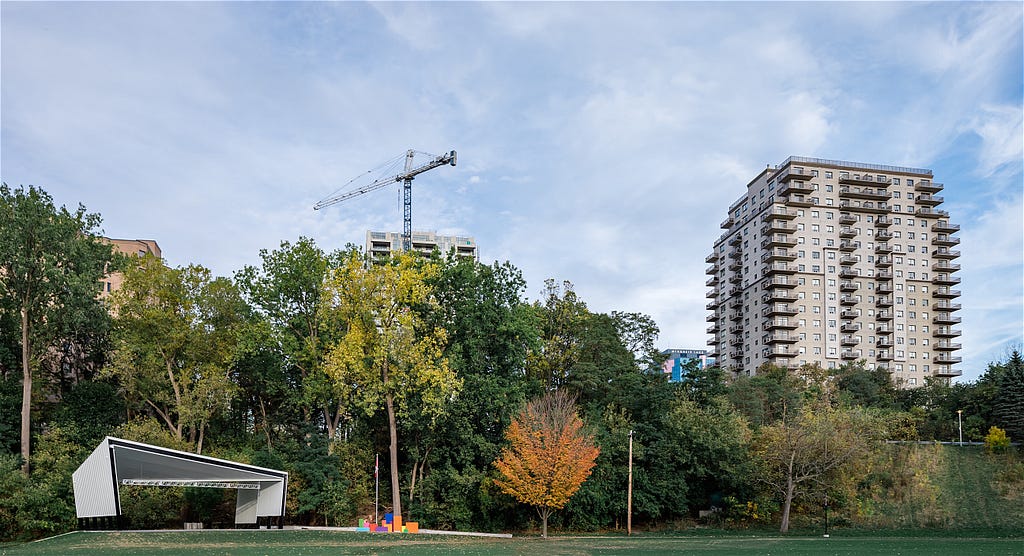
xmin=957 ymin=410 xmax=963 ymax=446
xmin=627 ymin=430 xmax=634 ymax=536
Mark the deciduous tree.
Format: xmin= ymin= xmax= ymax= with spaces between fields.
xmin=0 ymin=184 xmax=116 ymax=473
xmin=321 ymin=251 xmax=460 ymax=520
xmin=493 ymin=390 xmax=599 ymax=537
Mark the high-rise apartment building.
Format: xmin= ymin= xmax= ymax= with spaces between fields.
xmin=365 ymin=230 xmax=478 ymax=261
xmin=100 ymin=238 xmax=161 ymax=297
xmin=706 ymin=156 xmax=961 ymax=387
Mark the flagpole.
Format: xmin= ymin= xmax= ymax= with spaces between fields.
xmin=375 ymin=453 xmax=379 ymax=524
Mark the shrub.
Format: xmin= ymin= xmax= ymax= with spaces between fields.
xmin=984 ymin=426 xmax=1011 ymax=454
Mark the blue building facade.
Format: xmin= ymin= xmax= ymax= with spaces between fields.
xmin=660 ymin=348 xmax=716 ymax=383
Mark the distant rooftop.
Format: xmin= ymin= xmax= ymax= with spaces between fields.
xmin=780 ymin=156 xmax=933 ymax=177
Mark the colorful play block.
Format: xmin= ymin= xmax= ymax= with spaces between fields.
xmin=393 ymin=515 xmax=402 ymax=530
xmin=355 ymin=527 xmax=370 ymax=532
xmin=406 ymin=521 xmax=418 ymax=533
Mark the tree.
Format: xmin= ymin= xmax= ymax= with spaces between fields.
xmin=993 ymin=350 xmax=1024 ymax=442
xmin=235 ymin=238 xmax=349 ymax=446
xmin=103 ymin=257 xmax=245 ymax=453
xmin=527 ymin=280 xmax=588 ymax=390
xmin=493 ymin=390 xmax=599 ymax=537
xmin=752 ymin=403 xmax=883 ymax=533
xmin=321 ymin=251 xmax=461 ymax=520
xmin=0 ymin=184 xmax=116 ymax=473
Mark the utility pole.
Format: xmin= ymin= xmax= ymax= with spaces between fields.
xmin=957 ymin=410 xmax=963 ymax=446
xmin=627 ymin=429 xmax=634 ymax=536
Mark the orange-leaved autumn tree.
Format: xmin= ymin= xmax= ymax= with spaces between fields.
xmin=493 ymin=390 xmax=599 ymax=537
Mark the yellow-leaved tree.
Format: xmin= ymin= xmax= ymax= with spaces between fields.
xmin=493 ymin=390 xmax=599 ymax=537
xmin=321 ymin=250 xmax=460 ymax=521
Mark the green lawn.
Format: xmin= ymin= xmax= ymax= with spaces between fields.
xmin=3 ymin=531 xmax=1023 ymax=556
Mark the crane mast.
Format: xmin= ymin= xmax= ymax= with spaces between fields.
xmin=314 ymin=149 xmax=457 ymax=252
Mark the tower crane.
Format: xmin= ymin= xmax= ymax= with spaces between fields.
xmin=314 ymin=149 xmax=457 ymax=252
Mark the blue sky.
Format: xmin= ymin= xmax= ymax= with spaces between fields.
xmin=2 ymin=2 xmax=1021 ymax=382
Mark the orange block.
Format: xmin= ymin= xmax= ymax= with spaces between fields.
xmin=406 ymin=521 xmax=419 ymax=533
xmin=393 ymin=516 xmax=402 ymax=530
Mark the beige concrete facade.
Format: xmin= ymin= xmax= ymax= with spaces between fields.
xmin=365 ymin=230 xmax=478 ymax=261
xmin=707 ymin=156 xmax=961 ymax=387
xmin=100 ymin=238 xmax=161 ymax=297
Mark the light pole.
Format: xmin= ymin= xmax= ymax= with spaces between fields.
xmin=627 ymin=430 xmax=633 ymax=536
xmin=957 ymin=410 xmax=963 ymax=446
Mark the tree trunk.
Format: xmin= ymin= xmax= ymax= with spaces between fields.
xmin=20 ymin=307 xmax=31 ymax=475
xmin=780 ymin=452 xmax=796 ymax=533
xmin=385 ymin=391 xmax=401 ymax=519
xmin=538 ymin=506 xmax=552 ymax=538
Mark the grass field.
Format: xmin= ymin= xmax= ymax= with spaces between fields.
xmin=3 ymin=530 xmax=1024 ymax=556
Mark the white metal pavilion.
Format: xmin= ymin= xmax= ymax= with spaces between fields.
xmin=73 ymin=437 xmax=288 ymax=529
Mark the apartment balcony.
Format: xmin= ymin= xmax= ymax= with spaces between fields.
xmin=764 ymin=318 xmax=798 ymax=330
xmin=931 ymin=221 xmax=960 ymax=234
xmin=768 ymin=347 xmax=798 ymax=358
xmin=706 ymin=276 xmax=719 ymax=287
xmin=934 ymin=341 xmax=962 ymax=351
xmin=875 ymin=230 xmax=894 ymax=241
xmin=840 ymin=281 xmax=860 ymax=292
xmin=839 ymin=227 xmax=858 ymax=239
xmin=778 ymin=167 xmax=815 ymax=182
xmin=729 ymin=298 xmax=744 ymax=310
xmin=707 ymin=288 xmax=720 ymax=299
xmin=707 ymin=348 xmax=721 ymax=358
xmin=728 ymin=260 xmax=742 ymax=272
xmin=765 ymin=290 xmax=799 ymax=303
xmin=728 ymin=323 xmax=744 ymax=335
xmin=840 ymin=309 xmax=858 ymax=320
xmin=765 ymin=277 xmax=798 ymax=288
xmin=916 ymin=207 xmax=949 ymax=219
xmin=933 ymin=274 xmax=961 ymax=286
xmin=934 ymin=313 xmax=962 ymax=325
xmin=763 ymin=221 xmax=798 ymax=234
xmin=840 ymin=295 xmax=857 ymax=306
xmin=729 ymin=311 xmax=744 ymax=322
xmin=840 ymin=240 xmax=861 ymax=252
xmin=767 ymin=333 xmax=800 ymax=344
xmin=706 ymin=252 xmax=721 ymax=263
xmin=707 ymin=313 xmax=719 ymax=324
xmin=782 ymin=195 xmax=815 ymax=207
xmin=935 ymin=327 xmax=961 ymax=337
xmin=875 ymin=216 xmax=894 ymax=227
xmin=875 ymin=256 xmax=892 ymax=268
xmin=877 ymin=283 xmax=894 ymax=295
xmin=763 ymin=304 xmax=799 ymax=317
xmin=933 ymin=261 xmax=961 ymax=273
xmin=706 ymin=300 xmax=719 ymax=310
xmin=934 ymin=354 xmax=963 ymax=365
xmin=728 ymin=274 xmax=742 ymax=285
xmin=766 ymin=263 xmax=799 ymax=275
xmin=721 ymin=215 xmax=735 ymax=229
xmin=877 ymin=338 xmax=894 ymax=349
xmin=763 ymin=234 xmax=798 ymax=249
xmin=780 ymin=182 xmax=816 ymax=196
xmin=707 ymin=337 xmax=718 ymax=347
xmin=877 ymin=351 xmax=894 ymax=361
xmin=841 ymin=336 xmax=859 ymax=346
xmin=933 ymin=287 xmax=961 ymax=299
xmin=762 ymin=249 xmax=797 ymax=262
xmin=729 ymin=351 xmax=744 ymax=360
xmin=841 ymin=322 xmax=861 ymax=333
xmin=729 ymin=234 xmax=743 ymax=246
xmin=877 ymin=270 xmax=894 ymax=280
xmin=932 ymin=235 xmax=960 ymax=247
xmin=839 ymin=213 xmax=858 ymax=225
xmin=877 ymin=310 xmax=894 ymax=321
xmin=915 ymin=194 xmax=943 ymax=206
xmin=839 ymin=268 xmax=859 ymax=279
xmin=730 ymin=337 xmax=744 ymax=347
xmin=876 ymin=324 xmax=894 ymax=335
xmin=875 ymin=243 xmax=893 ymax=254
xmin=933 ymin=365 xmax=962 ymax=378
xmin=707 ymin=324 xmax=719 ymax=335
xmin=915 ymin=180 xmax=943 ymax=193
xmin=839 ymin=186 xmax=892 ymax=201
xmin=840 ymin=173 xmax=891 ymax=186
xmin=840 ymin=200 xmax=889 ymax=213
xmin=932 ymin=248 xmax=961 ymax=259
xmin=841 ymin=350 xmax=860 ymax=360
xmin=934 ymin=301 xmax=962 ymax=312
xmin=876 ymin=296 xmax=894 ymax=307
xmin=840 ymin=255 xmax=859 ymax=265
xmin=728 ymin=285 xmax=743 ymax=297
xmin=765 ymin=206 xmax=799 ymax=220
